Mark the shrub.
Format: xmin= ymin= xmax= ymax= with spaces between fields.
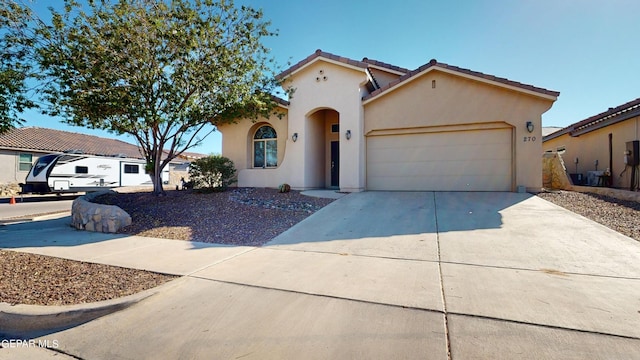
xmin=278 ymin=183 xmax=291 ymax=193
xmin=188 ymin=155 xmax=237 ymax=192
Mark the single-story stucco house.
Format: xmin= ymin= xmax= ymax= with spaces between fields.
xmin=219 ymin=50 xmax=559 ymax=192
xmin=0 ymin=127 xmax=203 ymax=188
xmin=543 ymin=97 xmax=640 ymax=189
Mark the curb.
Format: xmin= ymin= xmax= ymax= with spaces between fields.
xmin=0 ymin=212 xmax=70 ymax=226
xmin=0 ymin=277 xmax=181 ymax=339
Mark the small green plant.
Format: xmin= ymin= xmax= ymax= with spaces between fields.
xmin=189 ymin=155 xmax=237 ymax=192
xmin=278 ymin=183 xmax=291 ymax=193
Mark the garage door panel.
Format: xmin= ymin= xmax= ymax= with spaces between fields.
xmin=369 ymin=142 xmax=511 ymax=161
xmin=368 ymin=159 xmax=510 ymax=177
xmin=368 ymin=174 xmax=510 ymax=191
xmin=369 ymin=143 xmax=511 ymax=163
xmin=367 ymin=129 xmax=512 ymax=191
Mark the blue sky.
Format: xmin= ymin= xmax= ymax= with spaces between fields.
xmin=22 ymin=0 xmax=640 ymax=155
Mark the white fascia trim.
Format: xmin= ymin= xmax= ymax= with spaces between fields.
xmin=363 ymin=66 xmax=558 ymax=105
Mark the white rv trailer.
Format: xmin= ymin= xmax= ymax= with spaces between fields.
xmin=20 ymin=152 xmax=169 ymax=194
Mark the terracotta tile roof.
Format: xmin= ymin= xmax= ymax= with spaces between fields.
xmin=276 ymin=49 xmax=369 ymax=80
xmin=276 ymin=50 xmax=559 ymax=102
xmin=544 ymin=97 xmax=640 ymax=141
xmin=0 ymin=127 xmax=209 ymax=160
xmin=172 ymin=150 xmax=207 ymax=160
xmin=363 ymin=59 xmax=560 ymax=101
xmin=271 ymin=95 xmax=290 ymax=107
xmin=361 ymin=57 xmax=410 ymax=74
xmin=0 ymin=127 xmax=145 ymax=158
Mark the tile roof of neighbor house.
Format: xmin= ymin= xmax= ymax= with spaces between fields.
xmin=0 ymin=127 xmax=144 ymax=158
xmin=543 ymin=97 xmax=640 ymax=141
xmin=542 ymin=126 xmax=563 ymax=137
xmin=275 ymin=49 xmax=560 ymax=101
xmin=0 ymin=127 xmax=207 ymax=160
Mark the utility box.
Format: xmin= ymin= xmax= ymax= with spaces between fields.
xmin=626 ymin=140 xmax=640 ymax=166
xmin=569 ymin=173 xmax=584 ymax=185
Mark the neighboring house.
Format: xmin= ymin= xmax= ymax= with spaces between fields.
xmin=219 ymin=49 xmax=559 ymax=192
xmin=542 ymin=126 xmax=562 ymax=137
xmin=0 ymin=127 xmax=203 ymax=186
xmin=543 ymin=97 xmax=640 ymax=189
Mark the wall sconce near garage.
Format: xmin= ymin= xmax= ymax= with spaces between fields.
xmin=292 ymin=133 xmax=298 ymax=142
xmin=526 ymin=121 xmax=534 ymax=133
xmin=345 ymin=130 xmax=352 ymax=140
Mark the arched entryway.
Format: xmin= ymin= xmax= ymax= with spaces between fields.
xmin=306 ymin=108 xmax=340 ymax=189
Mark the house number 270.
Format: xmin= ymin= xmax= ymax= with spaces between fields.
xmin=523 ymin=136 xmax=536 ymax=142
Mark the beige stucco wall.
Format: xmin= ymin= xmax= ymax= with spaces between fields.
xmin=221 ymin=59 xmax=369 ymax=191
xmin=285 ymin=61 xmax=368 ymax=192
xmin=543 ymin=115 xmax=640 ymax=189
xmin=220 ymin=56 xmax=557 ymax=192
xmin=0 ymin=149 xmax=45 ymax=184
xmin=218 ymin=110 xmax=289 ymax=188
xmin=363 ymin=70 xmax=555 ymax=191
xmin=368 ymin=68 xmax=403 ymax=88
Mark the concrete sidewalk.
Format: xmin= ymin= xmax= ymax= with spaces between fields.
xmin=1 ymin=192 xmax=640 ymax=359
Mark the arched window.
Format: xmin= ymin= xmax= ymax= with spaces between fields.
xmin=253 ymin=125 xmax=277 ymax=168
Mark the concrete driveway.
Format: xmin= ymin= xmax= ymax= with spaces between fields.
xmin=2 ymin=192 xmax=640 ymax=359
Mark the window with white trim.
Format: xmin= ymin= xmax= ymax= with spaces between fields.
xmin=18 ymin=153 xmax=33 ymax=172
xmin=253 ymin=125 xmax=277 ymax=168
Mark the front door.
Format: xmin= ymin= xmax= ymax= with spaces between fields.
xmin=330 ymin=141 xmax=339 ymax=188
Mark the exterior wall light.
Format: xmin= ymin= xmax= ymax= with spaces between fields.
xmin=292 ymin=133 xmax=298 ymax=142
xmin=345 ymin=130 xmax=351 ymax=140
xmin=526 ymin=121 xmax=534 ymax=133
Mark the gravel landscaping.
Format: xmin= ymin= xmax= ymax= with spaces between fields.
xmin=93 ymin=187 xmax=336 ymax=246
xmin=3 ymin=188 xmax=638 ymax=307
xmin=0 ymin=250 xmax=176 ymax=306
xmin=0 ymin=188 xmax=334 ymax=306
xmin=537 ymin=190 xmax=640 ymax=242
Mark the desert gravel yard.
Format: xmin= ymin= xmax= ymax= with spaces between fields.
xmin=93 ymin=187 xmax=336 ymax=246
xmin=537 ymin=190 xmax=640 ymax=242
xmin=0 ymin=250 xmax=176 ymax=306
xmin=2 ymin=188 xmax=639 ymax=307
xmin=0 ymin=188 xmax=334 ymax=306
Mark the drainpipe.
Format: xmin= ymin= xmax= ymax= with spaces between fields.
xmin=609 ymin=133 xmax=613 ymax=187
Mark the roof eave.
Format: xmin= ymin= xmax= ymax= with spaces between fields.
xmin=363 ymin=65 xmax=559 ymax=105
xmin=278 ymin=57 xmax=368 ymax=81
xmin=570 ymin=104 xmax=640 ymax=137
xmin=276 ymin=50 xmax=369 ymax=81
xmin=366 ymin=63 xmax=407 ymax=76
xmin=543 ymin=97 xmax=640 ymax=141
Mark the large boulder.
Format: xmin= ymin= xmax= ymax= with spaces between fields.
xmin=0 ymin=182 xmax=20 ymax=197
xmin=71 ymin=191 xmax=131 ymax=233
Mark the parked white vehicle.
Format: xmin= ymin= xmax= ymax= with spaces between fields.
xmin=20 ymin=152 xmax=169 ymax=194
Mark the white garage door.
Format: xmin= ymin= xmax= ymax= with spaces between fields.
xmin=367 ymin=128 xmax=512 ymax=191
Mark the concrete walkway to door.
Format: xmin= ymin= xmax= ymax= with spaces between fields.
xmin=2 ymin=191 xmax=640 ymax=359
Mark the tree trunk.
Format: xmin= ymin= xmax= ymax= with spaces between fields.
xmin=151 ymin=171 xmax=164 ymax=195
xmin=150 ymin=152 xmax=166 ymax=195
